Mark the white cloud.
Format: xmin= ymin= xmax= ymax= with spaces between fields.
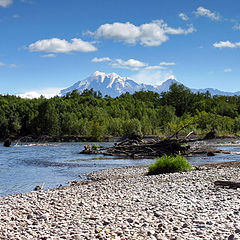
xmin=111 ymin=58 xmax=147 ymax=70
xmin=41 ymin=53 xmax=56 ymax=58
xmin=160 ymin=61 xmax=176 ymax=66
xmin=0 ymin=0 xmax=12 ymax=7
xmin=224 ymin=68 xmax=232 ymax=73
xmin=233 ymin=23 xmax=240 ymax=30
xmin=213 ymin=40 xmax=240 ymax=48
xmin=18 ymin=87 xmax=62 ymax=99
xmin=95 ymin=22 xmax=141 ymax=44
xmin=179 ymin=13 xmax=189 ymax=21
xmin=117 ymin=58 xmax=146 ymax=67
xmin=0 ymin=61 xmax=16 ymax=68
xmin=194 ymin=7 xmax=220 ymax=21
xmin=130 ymin=69 xmax=176 ymax=86
xmin=20 ymin=0 xmax=33 ymax=3
xmin=28 ymin=38 xmax=97 ymax=53
xmin=93 ymin=20 xmax=195 ymax=47
xmin=145 ymin=65 xmax=165 ymax=70
xmin=8 ymin=63 xmax=16 ymax=68
xmin=92 ymin=56 xmax=175 ymax=71
xmin=92 ymin=57 xmax=111 ymax=62
xmin=13 ymin=14 xmax=20 ymax=18
xmin=164 ymin=24 xmax=195 ymax=35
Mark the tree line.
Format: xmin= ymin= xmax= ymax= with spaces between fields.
xmin=1 ymin=84 xmax=240 ymax=141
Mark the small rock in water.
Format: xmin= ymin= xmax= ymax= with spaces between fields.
xmin=34 ymin=186 xmax=42 ymax=191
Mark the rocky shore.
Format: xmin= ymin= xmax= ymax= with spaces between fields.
xmin=0 ymin=163 xmax=240 ymax=239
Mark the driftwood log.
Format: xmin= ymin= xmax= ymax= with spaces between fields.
xmin=214 ymin=181 xmax=240 ymax=188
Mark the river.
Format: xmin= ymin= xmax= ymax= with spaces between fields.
xmin=0 ymin=141 xmax=240 ymax=196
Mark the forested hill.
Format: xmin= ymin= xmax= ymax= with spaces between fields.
xmin=1 ymin=84 xmax=240 ymax=141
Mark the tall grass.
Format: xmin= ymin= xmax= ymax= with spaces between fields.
xmin=148 ymin=155 xmax=192 ymax=175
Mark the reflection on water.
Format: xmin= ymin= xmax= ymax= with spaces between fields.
xmin=0 ymin=141 xmax=240 ymax=196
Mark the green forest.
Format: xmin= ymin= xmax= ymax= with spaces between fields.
xmin=1 ymin=83 xmax=240 ymax=141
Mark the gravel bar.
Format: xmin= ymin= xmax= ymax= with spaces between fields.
xmin=0 ymin=164 xmax=240 ymax=239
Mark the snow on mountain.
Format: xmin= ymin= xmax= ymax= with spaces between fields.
xmin=60 ymin=71 xmax=180 ymax=97
xmin=60 ymin=71 xmax=240 ymax=97
xmin=61 ymin=71 xmax=129 ymax=97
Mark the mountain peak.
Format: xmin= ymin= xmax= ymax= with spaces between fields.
xmin=92 ymin=71 xmax=121 ymax=79
xmin=60 ymin=71 xmax=181 ymax=97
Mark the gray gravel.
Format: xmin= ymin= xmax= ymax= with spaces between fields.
xmin=0 ymin=165 xmax=240 ymax=239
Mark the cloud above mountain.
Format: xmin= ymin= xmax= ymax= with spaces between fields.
xmin=145 ymin=66 xmax=165 ymax=70
xmin=91 ymin=56 xmax=176 ymax=71
xmin=28 ymin=38 xmax=97 ymax=54
xmin=130 ymin=69 xmax=176 ymax=86
xmin=92 ymin=20 xmax=195 ymax=47
xmin=111 ymin=58 xmax=147 ymax=70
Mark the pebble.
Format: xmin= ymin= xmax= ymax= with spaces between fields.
xmin=0 ymin=165 xmax=239 ymax=239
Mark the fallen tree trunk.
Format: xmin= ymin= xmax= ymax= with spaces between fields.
xmin=214 ymin=180 xmax=240 ymax=188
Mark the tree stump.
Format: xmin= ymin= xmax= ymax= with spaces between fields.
xmin=3 ymin=139 xmax=11 ymax=147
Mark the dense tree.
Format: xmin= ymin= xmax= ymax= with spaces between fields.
xmin=35 ymin=100 xmax=60 ymax=135
xmin=1 ymin=85 xmax=240 ymax=140
xmin=160 ymin=84 xmax=194 ymax=116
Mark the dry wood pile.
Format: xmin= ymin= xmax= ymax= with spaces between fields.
xmin=103 ymin=138 xmax=190 ymax=159
xmin=79 ymin=130 xmax=228 ymax=158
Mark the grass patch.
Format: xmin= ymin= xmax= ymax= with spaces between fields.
xmin=147 ymin=155 xmax=192 ymax=175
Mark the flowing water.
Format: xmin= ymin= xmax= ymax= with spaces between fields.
xmin=0 ymin=141 xmax=240 ymax=196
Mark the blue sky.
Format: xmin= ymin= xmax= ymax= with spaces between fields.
xmin=0 ymin=0 xmax=240 ymax=97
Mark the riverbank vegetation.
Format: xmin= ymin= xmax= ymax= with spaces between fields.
xmin=1 ymin=84 xmax=240 ymax=141
xmin=148 ymin=155 xmax=192 ymax=175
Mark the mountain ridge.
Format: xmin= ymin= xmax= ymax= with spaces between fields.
xmin=60 ymin=71 xmax=240 ymax=97
xmin=60 ymin=71 xmax=180 ymax=97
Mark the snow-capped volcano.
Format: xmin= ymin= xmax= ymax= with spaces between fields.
xmin=20 ymin=71 xmax=240 ymax=99
xmin=60 ymin=71 xmax=179 ymax=97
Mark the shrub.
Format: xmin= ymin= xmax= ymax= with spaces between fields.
xmin=148 ymin=155 xmax=192 ymax=175
xmin=92 ymin=144 xmax=104 ymax=150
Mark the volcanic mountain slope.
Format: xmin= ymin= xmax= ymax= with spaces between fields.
xmin=60 ymin=71 xmax=179 ymax=97
xmin=61 ymin=71 xmax=240 ymax=97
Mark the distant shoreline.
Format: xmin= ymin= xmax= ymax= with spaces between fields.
xmin=0 ymin=135 xmax=162 ymax=144
xmin=1 ymin=134 xmax=239 ymax=144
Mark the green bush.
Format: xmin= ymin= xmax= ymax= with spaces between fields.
xmin=148 ymin=155 xmax=192 ymax=175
